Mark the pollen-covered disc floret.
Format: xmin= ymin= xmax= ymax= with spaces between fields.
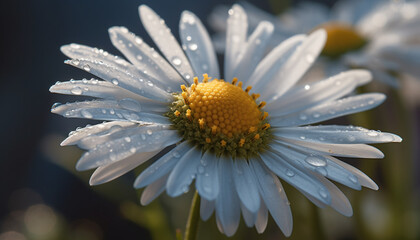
xmin=167 ymin=74 xmax=272 ymax=158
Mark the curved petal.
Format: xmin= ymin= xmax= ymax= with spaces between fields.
xmin=139 ymin=5 xmax=195 ymax=82
xmin=255 ymin=200 xmax=268 ymax=234
xmin=140 ymin=173 xmax=169 ymax=205
xmin=272 ymin=125 xmax=402 ymax=144
xmin=134 ymin=142 xmax=190 ymax=189
xmin=232 ymin=159 xmax=260 ymax=213
xmin=196 ymin=152 xmax=220 ymax=201
xmin=89 ymin=150 xmax=160 ymax=185
xmin=259 ymin=29 xmax=327 ymax=102
xmin=266 ymin=70 xmax=372 ymax=116
xmin=270 ymin=93 xmax=386 ymax=127
xmin=76 ymin=126 xmax=180 ymax=170
xmin=250 ymin=159 xmax=293 ymax=237
xmin=232 ymin=21 xmax=274 ymax=84
xmin=166 ymin=147 xmax=201 ymax=197
xmin=65 ymin=58 xmax=172 ymax=102
xmin=179 ymin=11 xmax=220 ymax=79
xmin=224 ymin=4 xmax=248 ymax=81
xmin=200 ymin=198 xmax=215 ymax=221
xmin=51 ymin=100 xmax=169 ymax=124
xmin=215 ymin=156 xmax=240 ymax=237
xmin=108 ymin=26 xmax=184 ymax=91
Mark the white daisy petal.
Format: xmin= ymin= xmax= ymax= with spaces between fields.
xmin=261 ymin=29 xmax=327 ymax=101
xmin=166 ymin=147 xmax=201 ymax=197
xmin=200 ymin=198 xmax=215 ymax=221
xmin=61 ymin=121 xmax=136 ymax=147
xmin=89 ymin=150 xmax=160 ymax=186
xmin=134 ymin=142 xmax=190 ymax=189
xmin=250 ymin=159 xmax=293 ymax=237
xmin=255 ymin=201 xmax=268 ymax=234
xmin=326 ymin=155 xmax=378 ymax=190
xmin=232 ymin=159 xmax=260 ymax=213
xmin=51 ymin=100 xmax=169 ymax=124
xmin=61 ymin=43 xmax=131 ymax=68
xmin=196 ymin=152 xmax=219 ymax=201
xmin=266 ymin=70 xmax=372 ymax=116
xmin=275 ymin=137 xmax=384 ymax=159
xmin=241 ymin=203 xmax=257 ymax=227
xmin=216 ymin=156 xmax=240 ymax=237
xmin=140 ymin=173 xmax=169 ymax=205
xmin=50 ymin=79 xmax=149 ymax=101
xmin=273 ymin=125 xmax=402 ymax=144
xmin=269 ymin=143 xmax=372 ymax=189
xmin=261 ymin=151 xmax=333 ymax=203
xmin=313 ymin=173 xmax=353 ymax=217
xmin=108 ymin=26 xmax=185 ymax=91
xmin=270 ymin=93 xmax=386 ymax=127
xmin=139 ymin=5 xmax=195 ymax=82
xmin=179 ymin=11 xmax=220 ymax=79
xmin=224 ymin=4 xmax=248 ymax=81
xmin=247 ymin=34 xmax=305 ymax=94
xmin=76 ymin=126 xmax=180 ymax=170
xmin=232 ymin=21 xmax=274 ymax=83
xmin=65 ymin=58 xmax=173 ymax=102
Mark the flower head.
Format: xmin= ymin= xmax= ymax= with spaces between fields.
xmin=51 ymin=4 xmax=401 ymax=237
xmin=210 ymin=0 xmax=420 ymax=87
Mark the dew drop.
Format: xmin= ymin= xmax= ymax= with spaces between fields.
xmin=81 ymin=110 xmax=93 ymax=119
xmin=305 ymin=156 xmax=327 ymax=167
xmin=83 ymin=64 xmax=91 ymax=71
xmin=304 ymin=84 xmax=311 ymax=90
xmin=285 ymin=169 xmax=295 ymax=177
xmin=319 ymin=188 xmax=328 ymax=199
xmin=119 ymin=98 xmax=141 ymax=112
xmin=188 ymin=43 xmax=198 ymax=51
xmin=124 ymin=137 xmax=131 ymax=142
xmin=146 ymin=129 xmax=153 ymax=135
xmin=72 ymin=60 xmax=80 ymax=66
xmin=299 ymin=136 xmax=306 ymax=140
xmin=136 ymin=55 xmax=143 ymax=61
xmin=367 ymin=130 xmax=379 ymax=137
xmin=135 ymin=37 xmax=143 ymax=44
xmin=130 ymin=147 xmax=136 ymax=153
xmin=111 ymin=79 xmax=119 ymax=85
xmin=147 ymin=81 xmax=154 ymax=87
xmin=186 ymin=36 xmax=192 ymax=41
xmin=171 ymin=57 xmax=182 ymax=66
xmin=348 ymin=135 xmax=356 ymax=142
xmin=182 ymin=185 xmax=189 ymax=193
xmin=70 ymin=43 xmax=80 ymax=49
xmin=71 ymin=87 xmax=83 ymax=95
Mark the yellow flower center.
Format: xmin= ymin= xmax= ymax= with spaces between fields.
xmin=167 ymin=74 xmax=272 ymax=158
xmin=187 ymin=76 xmax=262 ymax=137
xmin=318 ymin=22 xmax=366 ymax=57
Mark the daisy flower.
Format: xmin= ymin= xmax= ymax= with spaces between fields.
xmin=210 ymin=0 xmax=420 ymax=87
xmin=50 ymin=4 xmax=401 ymax=237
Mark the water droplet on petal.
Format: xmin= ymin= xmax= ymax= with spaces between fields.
xmin=119 ymin=98 xmax=141 ymax=112
xmin=83 ymin=64 xmax=91 ymax=71
xmin=188 ymin=43 xmax=198 ymax=51
xmin=111 ymin=79 xmax=119 ymax=85
xmin=305 ymin=156 xmax=327 ymax=167
xmin=171 ymin=57 xmax=182 ymax=66
xmin=182 ymin=185 xmax=189 ymax=193
xmin=319 ymin=188 xmax=328 ymax=198
xmin=130 ymin=147 xmax=136 ymax=153
xmin=146 ymin=129 xmax=153 ymax=135
xmin=306 ymin=54 xmax=315 ymax=63
xmin=81 ymin=110 xmax=93 ymax=119
xmin=124 ymin=137 xmax=131 ymax=142
xmin=109 ymin=153 xmax=117 ymax=161
xmin=71 ymin=87 xmax=83 ymax=95
xmin=285 ymin=169 xmax=295 ymax=177
xmin=348 ymin=135 xmax=356 ymax=142
xmin=367 ymin=130 xmax=379 ymax=137
xmin=315 ymin=167 xmax=327 ymax=176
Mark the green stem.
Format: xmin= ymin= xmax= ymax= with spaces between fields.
xmin=184 ymin=191 xmax=201 ymax=240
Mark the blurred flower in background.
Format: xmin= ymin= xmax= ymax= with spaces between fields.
xmin=210 ymin=0 xmax=420 ymax=87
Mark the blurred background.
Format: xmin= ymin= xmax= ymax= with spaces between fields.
xmin=1 ymin=0 xmax=419 ymax=239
